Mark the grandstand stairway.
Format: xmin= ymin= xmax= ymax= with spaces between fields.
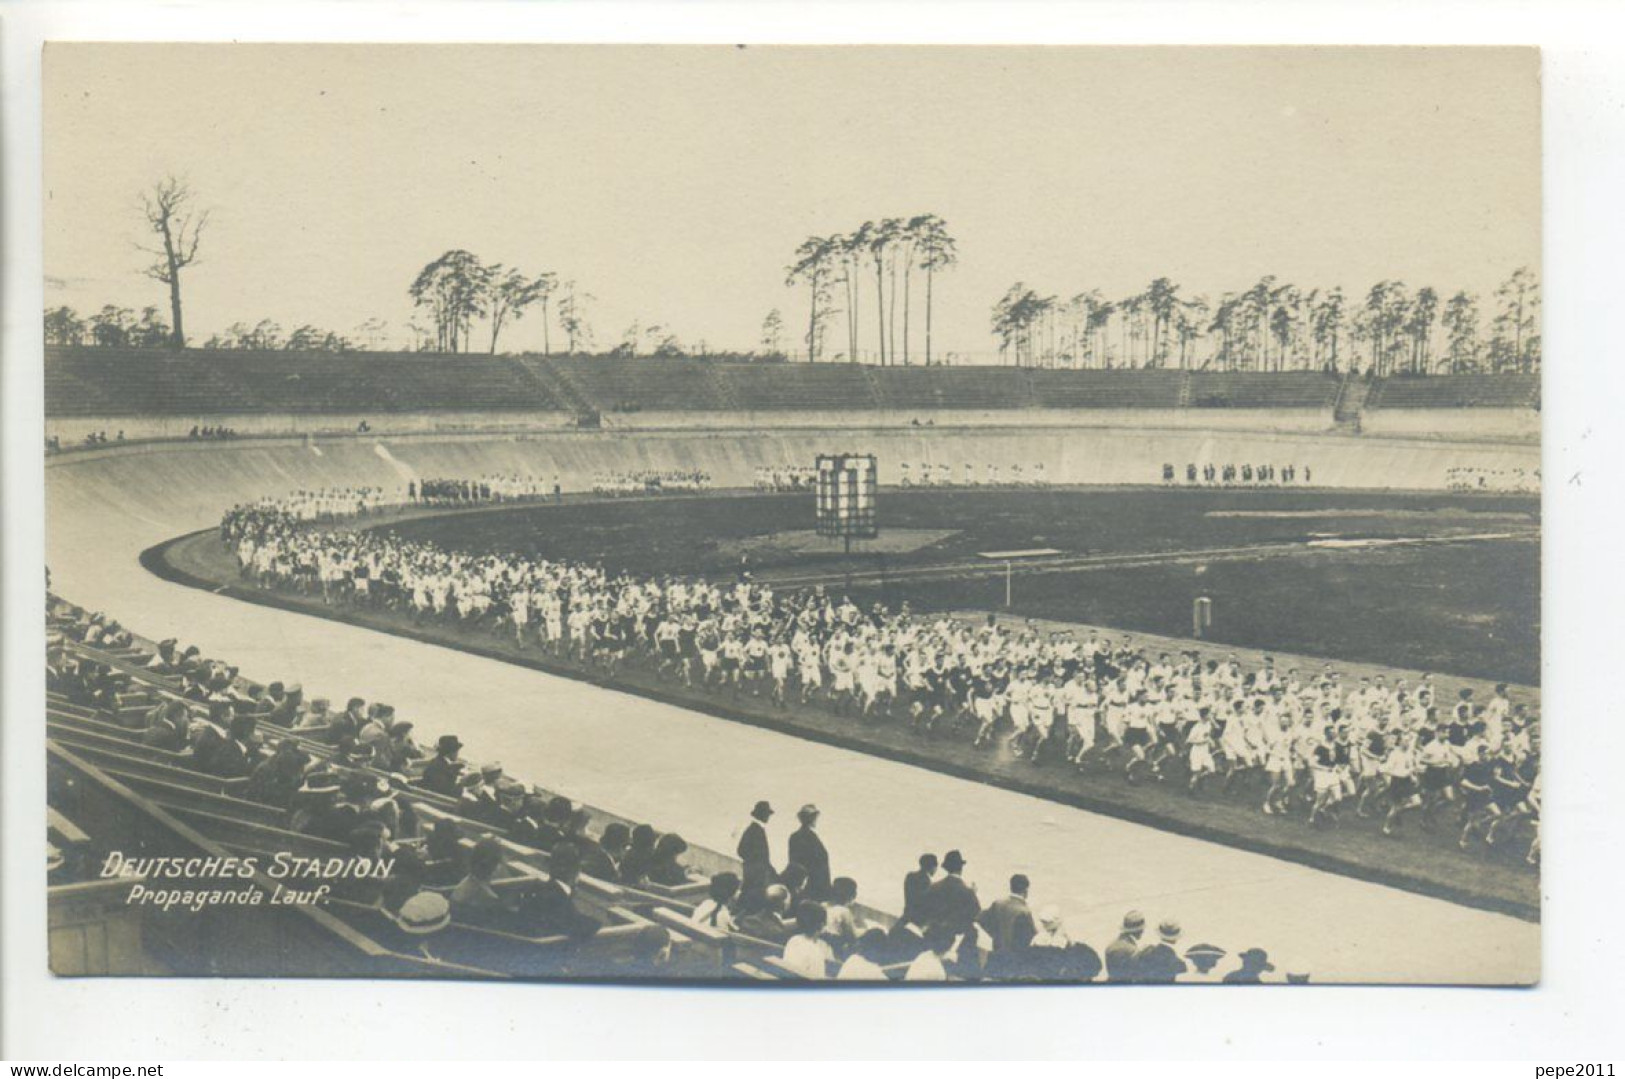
xmin=1333 ymin=372 xmax=1371 ymax=431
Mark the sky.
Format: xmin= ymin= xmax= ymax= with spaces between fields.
xmin=44 ymin=44 xmax=1540 ymax=358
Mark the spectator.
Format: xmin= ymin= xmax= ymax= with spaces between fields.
xmin=1105 ymin=910 xmax=1146 ymax=983
xmin=978 ymin=873 xmax=1037 ymax=954
xmin=901 ymin=853 xmax=937 ymax=926
xmin=736 ymin=800 xmax=776 ymax=910
xmin=837 ymin=928 xmax=892 ymax=981
xmin=619 ymin=822 xmax=658 ymax=884
xmin=580 ymin=821 xmax=631 ymax=882
xmin=786 ymin=803 xmax=831 ymax=901
xmin=520 ymin=842 xmax=599 ymax=940
xmin=905 ymin=925 xmax=955 ymax=982
xmin=692 ymin=872 xmax=740 ymax=933
xmin=244 ymin=739 xmax=310 ymax=807
xmin=449 ymin=837 xmax=507 ymax=914
xmin=737 ymin=883 xmax=793 ymax=943
xmin=1224 ymin=948 xmax=1276 ymax=984
xmin=780 ymin=901 xmax=835 ymax=979
xmin=1134 ymin=919 xmax=1189 ymax=983
xmin=923 ymin=850 xmax=979 ymax=965
xmin=777 ymin=862 xmax=809 ymax=906
xmin=644 ymin=832 xmax=691 ymax=886
xmin=821 ymin=876 xmax=861 ymax=955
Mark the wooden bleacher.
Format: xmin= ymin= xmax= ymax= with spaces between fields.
xmin=47 ymin=603 xmax=807 ymax=980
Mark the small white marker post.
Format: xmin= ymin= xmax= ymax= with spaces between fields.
xmin=1194 ymin=596 xmax=1213 ymax=638
xmin=976 ymin=549 xmax=1064 ymax=612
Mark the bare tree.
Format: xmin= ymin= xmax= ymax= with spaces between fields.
xmin=137 ymin=177 xmax=210 ymax=348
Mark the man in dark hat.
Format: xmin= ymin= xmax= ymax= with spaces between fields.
xmin=785 ymin=804 xmax=831 ymax=902
xmin=924 ymin=849 xmax=980 ymax=974
xmin=417 ymin=734 xmax=465 ymax=797
xmin=736 ymin=800 xmax=776 ymax=911
xmin=1104 ymin=910 xmax=1146 ymax=983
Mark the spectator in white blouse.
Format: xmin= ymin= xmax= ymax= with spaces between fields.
xmin=905 ymin=925 xmax=956 ymax=982
xmin=837 ymin=928 xmax=892 ymax=981
xmin=780 ymin=901 xmax=836 ymax=979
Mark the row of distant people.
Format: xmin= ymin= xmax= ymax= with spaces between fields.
xmin=408 ymin=475 xmax=557 ymax=504
xmin=1445 ymin=466 xmax=1541 ymax=494
xmin=45 ymin=430 xmax=128 ymax=451
xmin=1163 ymin=463 xmax=1312 ymax=485
xmin=897 ymin=462 xmax=1051 ymax=487
xmin=237 ymin=487 xmax=393 ymax=522
xmin=590 ymin=470 xmax=713 ymax=496
xmin=753 ymin=466 xmax=819 ymax=492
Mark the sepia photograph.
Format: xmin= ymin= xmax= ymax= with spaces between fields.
xmin=37 ymin=42 xmax=1544 ymax=990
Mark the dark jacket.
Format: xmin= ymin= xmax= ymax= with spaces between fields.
xmin=1133 ymin=941 xmax=1188 ymax=984
xmin=417 ymin=754 xmax=464 ymax=798
xmin=786 ymin=825 xmax=831 ymax=901
xmin=901 ymin=868 xmax=934 ymax=926
xmin=978 ymin=894 xmax=1036 ymax=953
xmin=736 ymin=819 xmax=774 ymax=898
xmin=924 ymin=874 xmax=980 ymax=936
xmin=521 ymin=879 xmax=600 ymax=940
xmin=1104 ymin=933 xmax=1142 ymax=983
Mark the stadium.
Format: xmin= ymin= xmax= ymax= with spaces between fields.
xmin=44 ymin=348 xmax=1541 ymax=983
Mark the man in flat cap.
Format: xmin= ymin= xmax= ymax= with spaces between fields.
xmin=785 ymin=804 xmax=831 ymax=902
xmin=736 ymin=800 xmax=776 ymax=912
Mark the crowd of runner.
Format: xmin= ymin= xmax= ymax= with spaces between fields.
xmin=410 ymin=475 xmax=556 ymax=505
xmin=1446 ymin=465 xmax=1541 ymax=493
xmin=220 ymin=499 xmax=1541 ymax=865
xmin=589 ymin=469 xmax=712 ymax=496
xmin=753 ymin=465 xmax=819 ymax=492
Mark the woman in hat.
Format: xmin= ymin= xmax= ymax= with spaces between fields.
xmin=1223 ymin=947 xmax=1276 ymax=984
xmin=392 ymin=891 xmax=453 ymax=960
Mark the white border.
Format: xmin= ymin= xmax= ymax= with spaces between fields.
xmin=5 ymin=0 xmax=1624 ymax=1061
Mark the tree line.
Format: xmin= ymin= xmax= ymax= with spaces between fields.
xmin=989 ymin=269 xmax=1541 ymax=375
xmin=408 ymin=249 xmax=601 ymax=355
xmin=786 ymin=214 xmax=958 ymax=365
xmin=44 ymin=304 xmax=362 ymax=353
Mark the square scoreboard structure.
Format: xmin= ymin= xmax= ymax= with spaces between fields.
xmin=815 ymin=453 xmax=879 ymax=542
